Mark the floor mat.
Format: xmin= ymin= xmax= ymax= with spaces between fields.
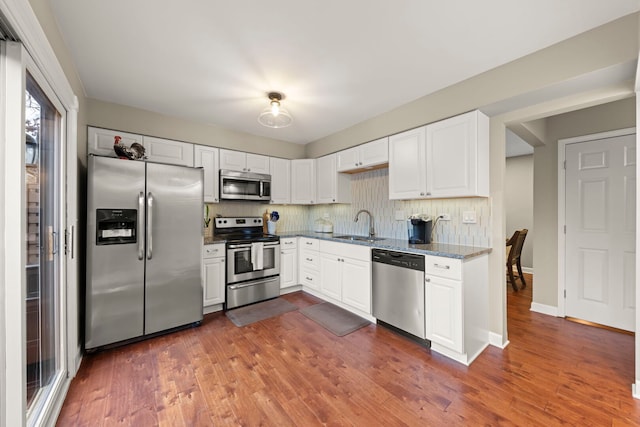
xmin=225 ymin=298 xmax=298 ymax=327
xmin=299 ymin=302 xmax=370 ymax=336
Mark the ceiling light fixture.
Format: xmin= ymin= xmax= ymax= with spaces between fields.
xmin=258 ymin=92 xmax=293 ymax=128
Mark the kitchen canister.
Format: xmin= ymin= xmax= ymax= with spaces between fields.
xmin=267 ymin=220 xmax=276 ymax=234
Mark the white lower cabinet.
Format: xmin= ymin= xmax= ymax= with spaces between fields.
xmin=299 ymin=238 xmax=320 ymax=290
xmin=318 ymin=241 xmax=371 ymax=314
xmin=425 ymin=274 xmax=463 ymax=352
xmin=424 ymin=254 xmax=488 ymax=365
xmin=203 ymin=244 xmax=225 ymax=310
xmin=280 ymin=237 xmax=298 ymax=289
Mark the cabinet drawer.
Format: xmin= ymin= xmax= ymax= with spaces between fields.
xmin=300 ymin=268 xmax=320 ymax=289
xmin=425 ymin=255 xmax=462 ymax=280
xmin=203 ymin=244 xmax=225 ymax=259
xmin=281 ymin=237 xmax=297 ymax=249
xmin=299 ymin=238 xmax=319 ymax=251
xmin=320 ymin=240 xmax=370 ymax=261
xmin=300 ymin=249 xmax=320 ymax=269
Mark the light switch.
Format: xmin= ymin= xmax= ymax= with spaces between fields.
xmin=462 ymin=211 xmax=477 ymax=224
xmin=395 ymin=210 xmax=406 ymax=221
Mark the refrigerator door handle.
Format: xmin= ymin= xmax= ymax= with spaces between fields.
xmin=138 ymin=191 xmax=145 ymax=260
xmin=147 ymin=192 xmax=154 ymax=260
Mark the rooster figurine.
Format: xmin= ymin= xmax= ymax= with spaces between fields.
xmin=113 ymin=136 xmax=146 ymax=160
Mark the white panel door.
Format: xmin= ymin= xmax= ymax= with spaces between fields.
xmin=88 ymin=127 xmax=142 ymax=157
xmin=341 ymin=257 xmax=371 ymax=313
xmin=389 ymin=127 xmax=427 ymax=199
xmin=143 ymin=136 xmax=194 ymax=167
xmin=269 ymin=157 xmax=291 ymax=204
xmin=194 ymin=145 xmax=219 ymax=203
xmin=425 ymin=112 xmax=475 ymax=197
xmin=565 ymin=134 xmax=636 ymax=331
xmin=245 ymin=153 xmax=270 ymax=174
xmin=291 ymin=159 xmax=316 ymax=204
xmin=203 ymin=257 xmax=225 ymax=306
xmin=319 ymin=254 xmax=342 ymax=301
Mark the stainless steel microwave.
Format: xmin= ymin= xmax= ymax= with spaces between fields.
xmin=219 ymin=169 xmax=271 ymax=201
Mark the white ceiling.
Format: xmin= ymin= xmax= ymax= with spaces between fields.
xmin=49 ymin=0 xmax=640 ymax=145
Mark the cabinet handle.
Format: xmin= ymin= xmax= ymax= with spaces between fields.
xmin=420 ymin=192 xmax=425 ymax=196
xmin=426 ymin=278 xmax=431 ymax=282
xmin=306 ymin=242 xmax=313 ymax=245
xmin=434 ymin=263 xmax=450 ymax=270
xmin=285 ymin=241 xmax=293 ymax=245
xmin=306 ymin=257 xmax=313 ymax=261
xmin=355 ymin=163 xmax=358 ymax=166
xmin=306 ymin=276 xmax=313 ymax=281
xmin=426 ymin=192 xmax=431 ymax=196
xmin=247 ymin=168 xmax=251 ymax=172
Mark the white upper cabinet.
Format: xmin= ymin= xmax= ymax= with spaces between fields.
xmin=88 ymin=127 xmax=143 ymax=158
xmin=388 ymin=127 xmax=428 ymax=200
xmin=389 ymin=110 xmax=489 ymax=200
xmin=291 ymin=159 xmax=316 ymax=205
xmin=336 ymin=137 xmax=389 ymax=173
xmin=425 ymin=110 xmax=489 ymax=197
xmin=194 ymin=145 xmax=220 ymax=203
xmin=219 ymin=149 xmax=270 ymax=174
xmin=143 ymin=136 xmax=194 ymax=167
xmin=316 ymin=154 xmax=351 ymax=204
xmin=269 ymin=157 xmax=291 ymax=204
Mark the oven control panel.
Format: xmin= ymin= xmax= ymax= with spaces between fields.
xmin=215 ymin=216 xmax=263 ymax=229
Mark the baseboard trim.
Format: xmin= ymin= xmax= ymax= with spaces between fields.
xmin=530 ymin=302 xmax=558 ymax=317
xmin=633 ymin=382 xmax=640 ymax=400
xmin=489 ymin=332 xmax=509 ymax=349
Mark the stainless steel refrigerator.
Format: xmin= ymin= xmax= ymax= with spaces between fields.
xmin=86 ymin=155 xmax=203 ymax=350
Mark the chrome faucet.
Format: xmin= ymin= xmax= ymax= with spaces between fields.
xmin=354 ymin=209 xmax=375 ymax=237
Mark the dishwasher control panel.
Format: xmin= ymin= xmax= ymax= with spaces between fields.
xmin=372 ymin=249 xmax=425 ymax=272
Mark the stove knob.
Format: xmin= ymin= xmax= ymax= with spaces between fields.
xmin=223 ymin=220 xmax=227 ymax=224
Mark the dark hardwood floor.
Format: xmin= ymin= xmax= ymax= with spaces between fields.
xmin=57 ymin=275 xmax=640 ymax=426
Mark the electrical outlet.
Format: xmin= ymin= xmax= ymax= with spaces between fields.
xmin=462 ymin=211 xmax=477 ymax=224
xmin=395 ymin=210 xmax=406 ymax=221
xmin=439 ymin=213 xmax=451 ymax=221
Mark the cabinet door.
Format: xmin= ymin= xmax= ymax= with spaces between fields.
xmin=280 ymin=249 xmax=298 ymax=289
xmin=246 ymin=153 xmax=270 ymax=174
xmin=269 ymin=157 xmax=291 ymax=204
xmin=319 ymin=254 xmax=342 ymax=301
xmin=426 ymin=112 xmax=476 ymax=197
xmin=336 ymin=147 xmax=360 ymax=172
xmin=88 ymin=127 xmax=142 ymax=158
xmin=219 ymin=149 xmax=247 ymax=171
xmin=203 ymin=257 xmax=225 ymax=306
xmin=194 ymin=146 xmax=219 ymax=203
xmin=316 ymin=154 xmax=337 ymax=204
xmin=341 ymin=257 xmax=371 ymax=314
xmin=389 ymin=127 xmax=427 ymax=199
xmin=425 ymin=275 xmax=462 ymax=352
xmin=291 ymin=159 xmax=316 ymax=204
xmin=360 ymin=137 xmax=388 ymax=168
xmin=143 ymin=136 xmax=194 ymax=167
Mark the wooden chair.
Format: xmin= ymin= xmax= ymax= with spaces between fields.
xmin=506 ymin=229 xmax=528 ymax=291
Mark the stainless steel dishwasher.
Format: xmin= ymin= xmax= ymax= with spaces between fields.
xmin=372 ymin=248 xmax=426 ymax=340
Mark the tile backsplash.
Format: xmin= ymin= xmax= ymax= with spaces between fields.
xmin=205 ymin=168 xmax=491 ymax=247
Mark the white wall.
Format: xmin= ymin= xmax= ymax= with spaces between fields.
xmin=505 ymin=155 xmax=534 ymax=270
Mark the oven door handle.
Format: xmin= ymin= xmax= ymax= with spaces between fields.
xmin=228 ymin=276 xmax=279 ymax=290
xmin=227 ymin=242 xmax=280 ymax=249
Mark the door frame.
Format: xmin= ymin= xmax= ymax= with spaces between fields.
xmin=0 ymin=0 xmax=79 ymax=425
xmin=556 ymin=127 xmax=635 ymax=317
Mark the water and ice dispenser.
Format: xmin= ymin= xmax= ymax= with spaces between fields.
xmin=96 ymin=209 xmax=137 ymax=245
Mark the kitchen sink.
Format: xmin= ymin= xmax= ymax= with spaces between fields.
xmin=333 ymin=235 xmax=386 ymax=242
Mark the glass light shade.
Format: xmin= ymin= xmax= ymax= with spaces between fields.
xmin=258 ymin=105 xmax=293 ymax=128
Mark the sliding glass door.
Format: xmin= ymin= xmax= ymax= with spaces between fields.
xmin=1 ymin=40 xmax=72 ymax=427
xmin=24 ymin=71 xmax=63 ymax=415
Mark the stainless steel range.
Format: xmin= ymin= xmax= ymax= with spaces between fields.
xmin=214 ymin=217 xmax=280 ymax=309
